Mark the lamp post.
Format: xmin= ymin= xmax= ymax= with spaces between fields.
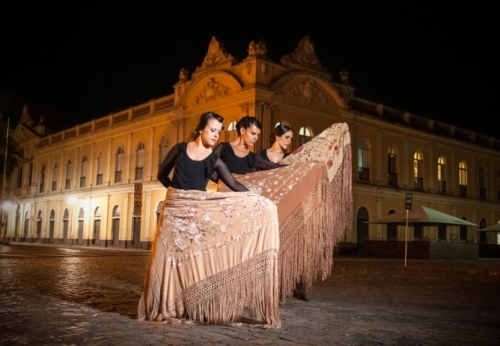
xmin=67 ymin=196 xmax=77 ymax=244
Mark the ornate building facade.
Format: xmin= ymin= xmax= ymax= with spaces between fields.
xmin=3 ymin=37 xmax=500 ymax=254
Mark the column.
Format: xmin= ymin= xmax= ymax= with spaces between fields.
xmin=106 ymin=139 xmax=112 ymax=185
xmin=147 ymin=127 xmax=154 ymax=181
xmin=126 ymin=133 xmax=132 ymax=183
xmin=428 ymin=143 xmax=434 ymax=191
xmin=376 ymin=131 xmax=382 ymax=184
xmin=144 ymin=191 xmax=152 ymax=241
xmin=403 ymin=137 xmax=409 ymax=189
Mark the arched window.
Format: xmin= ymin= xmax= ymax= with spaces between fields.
xmin=226 ymin=121 xmax=238 ymax=142
xmin=80 ymin=155 xmax=87 ymax=188
xmin=437 ymin=156 xmax=447 ymax=193
xmin=93 ymin=207 xmax=101 ymax=245
xmin=52 ymin=162 xmax=58 ymax=191
xmin=17 ymin=164 xmax=23 ymax=188
xmin=156 ymin=201 xmax=163 ymax=225
xmin=112 ymin=205 xmax=120 ymax=246
xmin=413 ymin=152 xmax=424 ymax=191
xmin=135 ymin=142 xmax=145 ymax=180
xmin=115 ymin=147 xmax=124 ymax=183
xmin=299 ymin=126 xmax=312 ymax=146
xmin=478 ymin=166 xmax=486 ymax=200
xmin=387 ymin=145 xmax=398 ymax=187
xmin=459 ymin=161 xmax=467 ymax=197
xmin=158 ymin=136 xmax=169 ymax=168
xmin=96 ymin=151 xmax=104 ymax=185
xmin=39 ymin=165 xmax=45 ymax=193
xmin=358 ymin=138 xmax=370 ymax=181
xmin=65 ymin=159 xmax=72 ymax=190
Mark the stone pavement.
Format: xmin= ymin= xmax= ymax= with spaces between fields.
xmin=1 ymin=243 xmax=499 ymax=346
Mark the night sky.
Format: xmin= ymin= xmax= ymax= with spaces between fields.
xmin=1 ymin=2 xmax=498 ymax=137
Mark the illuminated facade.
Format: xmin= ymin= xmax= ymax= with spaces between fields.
xmin=3 ymin=37 xmax=500 ymax=252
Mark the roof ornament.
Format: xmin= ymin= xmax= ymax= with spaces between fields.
xmin=281 ymin=36 xmax=326 ymax=71
xmin=198 ymin=37 xmax=234 ymax=69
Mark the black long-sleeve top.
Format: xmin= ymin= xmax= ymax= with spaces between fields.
xmin=157 ymin=142 xmax=248 ymax=192
xmin=212 ymin=142 xmax=282 ymax=175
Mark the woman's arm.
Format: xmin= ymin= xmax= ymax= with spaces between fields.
xmin=157 ymin=144 xmax=181 ymax=188
xmin=255 ymin=155 xmax=284 ymax=170
xmin=214 ymin=158 xmax=249 ymax=192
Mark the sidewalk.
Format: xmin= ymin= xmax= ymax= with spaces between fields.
xmin=1 ymin=244 xmax=499 ymax=345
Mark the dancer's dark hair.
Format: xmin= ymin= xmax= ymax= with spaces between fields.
xmin=236 ymin=116 xmax=261 ymax=134
xmin=192 ymin=112 xmax=224 ymax=140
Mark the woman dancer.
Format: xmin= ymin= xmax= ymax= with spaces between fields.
xmin=219 ymin=121 xmax=352 ymax=303
xmin=138 ymin=112 xmax=281 ymax=327
xmin=212 ymin=116 xmax=283 ymax=175
xmin=258 ymin=123 xmax=293 ymax=164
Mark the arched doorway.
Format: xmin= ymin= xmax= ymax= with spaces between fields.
xmin=77 ymin=208 xmax=84 ymax=245
xmin=386 ymin=210 xmax=397 ymax=240
xmin=36 ymin=210 xmax=42 ymax=240
xmin=156 ymin=201 xmax=163 ymax=226
xmin=23 ymin=211 xmax=30 ymax=240
xmin=112 ymin=206 xmax=120 ymax=247
xmin=62 ymin=208 xmax=69 ymax=244
xmin=356 ymin=207 xmax=369 ymax=254
xmin=93 ymin=207 xmax=101 ymax=245
xmin=479 ymin=218 xmax=487 ymax=243
xmin=49 ymin=210 xmax=55 ymax=243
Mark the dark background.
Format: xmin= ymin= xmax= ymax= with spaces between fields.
xmin=1 ymin=1 xmax=497 ymax=136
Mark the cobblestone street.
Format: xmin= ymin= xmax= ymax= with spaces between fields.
xmin=1 ymin=243 xmax=499 ymax=345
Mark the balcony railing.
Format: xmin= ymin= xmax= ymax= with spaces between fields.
xmin=115 ymin=171 xmax=122 ymax=183
xmin=414 ymin=177 xmax=424 ymax=191
xmin=459 ymin=184 xmax=467 ymax=197
xmin=358 ymin=167 xmax=370 ymax=181
xmin=80 ymin=177 xmax=86 ymax=188
xmin=388 ymin=173 xmax=398 ymax=187
xmin=438 ymin=180 xmax=446 ymax=193
xmin=96 ymin=174 xmax=103 ymax=186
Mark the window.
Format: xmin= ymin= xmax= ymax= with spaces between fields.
xmin=358 ymin=138 xmax=370 ymax=181
xmin=226 ymin=121 xmax=238 ymax=142
xmin=96 ymin=151 xmax=104 ymax=185
xmin=459 ymin=161 xmax=467 ymax=197
xmin=135 ymin=142 xmax=145 ymax=180
xmin=17 ymin=165 xmax=23 ymax=188
xmin=80 ymin=155 xmax=87 ymax=188
xmin=478 ymin=166 xmax=486 ymax=200
xmin=52 ymin=163 xmax=58 ymax=191
xmin=115 ymin=147 xmax=123 ymax=183
xmin=437 ymin=156 xmax=446 ymax=193
xmin=39 ymin=165 xmax=45 ymax=193
xmin=65 ymin=159 xmax=72 ymax=190
xmin=413 ymin=152 xmax=424 ymax=191
xmin=299 ymin=127 xmax=312 ymax=146
xmin=158 ymin=136 xmax=169 ymax=169
xmin=387 ymin=146 xmax=398 ymax=187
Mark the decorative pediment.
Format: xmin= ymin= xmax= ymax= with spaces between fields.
xmin=286 ymin=79 xmax=332 ymax=107
xmin=197 ymin=37 xmax=234 ymax=69
xmin=281 ymin=36 xmax=327 ymax=71
xmin=192 ymin=78 xmax=232 ymax=106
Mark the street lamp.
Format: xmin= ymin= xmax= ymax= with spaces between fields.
xmin=67 ymin=196 xmax=77 ymax=244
